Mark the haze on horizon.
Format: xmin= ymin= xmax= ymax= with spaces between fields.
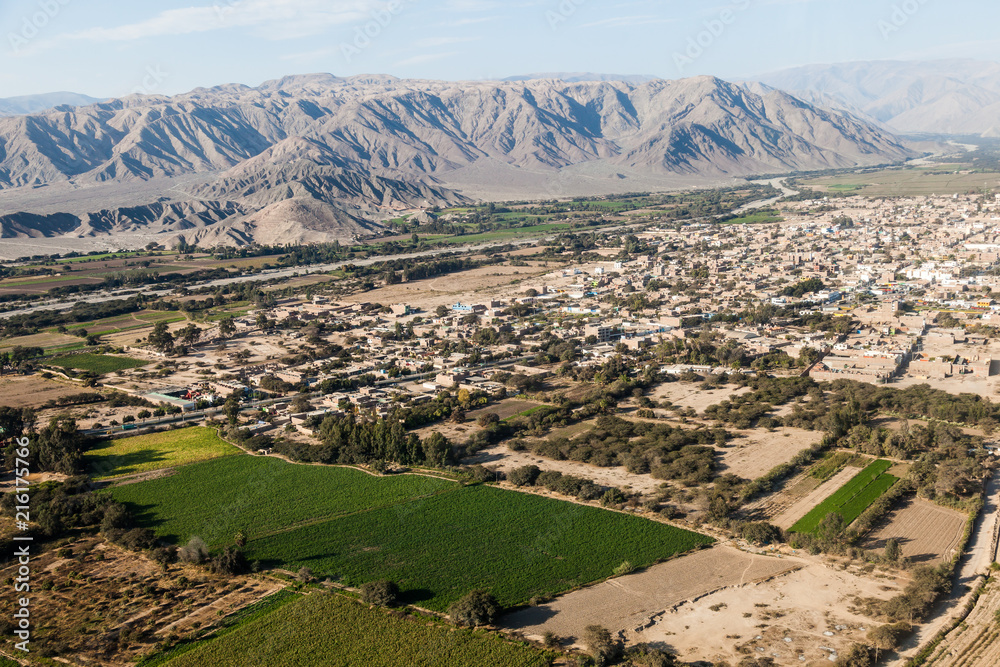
xmin=1 ymin=0 xmax=997 ymax=99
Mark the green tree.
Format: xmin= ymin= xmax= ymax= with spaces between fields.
xmin=219 ymin=316 xmax=236 ymax=339
xmin=147 ymin=321 xmax=174 ymax=352
xmin=447 ymin=590 xmax=500 ymax=627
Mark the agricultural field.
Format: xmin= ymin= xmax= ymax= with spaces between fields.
xmin=716 ymin=427 xmax=823 ymax=479
xmin=865 ymin=499 xmax=967 ymax=564
xmin=790 ymin=459 xmax=898 ymax=533
xmin=86 ymin=426 xmax=241 ymax=479
xmin=245 ymin=484 xmax=712 ymax=610
xmin=112 ymin=456 xmax=711 ymax=611
xmin=799 ymin=166 xmax=1000 ymax=197
xmin=770 ymin=465 xmax=864 ymax=530
xmin=46 ymin=352 xmax=148 ymax=373
xmin=109 ymin=456 xmax=456 ymax=546
xmin=468 ymin=399 xmax=543 ymax=421
xmin=0 ymin=374 xmax=86 ymax=408
xmin=922 ymin=574 xmax=1000 ymax=667
xmin=162 ymin=591 xmax=553 ymax=667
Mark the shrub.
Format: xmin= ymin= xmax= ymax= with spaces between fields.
xmin=448 ymin=590 xmax=501 ymax=627
xmin=582 ymin=624 xmax=620 ymax=666
xmin=360 ymin=580 xmax=401 ymax=607
xmin=508 ymin=465 xmax=541 ymax=487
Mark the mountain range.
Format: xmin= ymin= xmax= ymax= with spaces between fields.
xmin=754 ymin=59 xmax=1000 ymax=137
xmin=0 ymin=73 xmax=916 ymax=251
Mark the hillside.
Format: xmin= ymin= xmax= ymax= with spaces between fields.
xmin=0 ymin=73 xmax=915 ymax=249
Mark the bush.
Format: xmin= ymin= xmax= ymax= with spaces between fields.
xmin=448 ymin=590 xmax=501 ymax=627
xmin=508 ymin=465 xmax=541 ymax=487
xmin=582 ymin=624 xmax=620 ymax=666
xmin=360 ymin=580 xmax=401 ymax=607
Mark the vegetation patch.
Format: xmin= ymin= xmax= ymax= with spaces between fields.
xmin=791 ymin=459 xmax=898 ymax=533
xmin=245 ymin=484 xmax=712 ymax=610
xmin=86 ymin=426 xmax=241 ymax=479
xmin=47 ymin=352 xmax=148 ymax=373
xmin=109 ymin=456 xmax=458 ymax=546
xmin=160 ymin=591 xmax=553 ymax=667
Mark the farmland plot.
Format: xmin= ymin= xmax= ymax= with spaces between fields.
xmin=163 ymin=591 xmax=553 ymax=667
xmin=772 ymin=466 xmax=863 ymax=530
xmin=717 ymin=427 xmax=823 ymax=479
xmin=791 ymin=460 xmax=898 ymax=533
xmin=865 ymin=499 xmax=966 ymax=564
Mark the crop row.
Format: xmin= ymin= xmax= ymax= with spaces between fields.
xmin=245 ymin=484 xmax=712 ymax=611
xmin=836 ymin=473 xmax=899 ymax=525
xmin=792 ymin=459 xmax=896 ymax=533
xmin=110 ymin=456 xmax=457 ymax=546
xmin=163 ymin=592 xmax=553 ymax=667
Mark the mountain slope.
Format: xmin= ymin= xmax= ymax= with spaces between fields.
xmin=753 ymin=59 xmax=1000 ymax=136
xmin=0 ymin=92 xmax=102 ymax=116
xmin=0 ymin=73 xmax=915 ymax=250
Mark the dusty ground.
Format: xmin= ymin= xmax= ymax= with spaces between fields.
xmin=505 ymin=545 xmax=901 ymax=665
xmin=466 ymin=444 xmax=665 ymax=494
xmin=0 ymin=331 xmax=82 ymax=350
xmin=865 ymin=499 xmax=967 ymax=565
xmin=503 ymin=546 xmax=797 ymax=643
xmin=0 ymin=374 xmax=86 ymax=407
xmin=718 ymin=427 xmax=824 ymax=480
xmin=0 ymin=536 xmax=284 ymax=665
xmin=636 ymin=557 xmax=904 ymax=666
xmin=770 ymin=466 xmax=864 ymax=530
xmin=340 ymin=264 xmax=553 ymax=309
xmin=649 ymin=382 xmax=752 ymax=415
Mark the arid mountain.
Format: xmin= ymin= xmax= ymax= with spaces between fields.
xmin=0 ymin=73 xmax=915 ymax=250
xmin=754 ymin=59 xmax=1000 ymax=136
xmin=0 ymin=91 xmax=102 ymax=116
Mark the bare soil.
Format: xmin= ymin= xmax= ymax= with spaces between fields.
xmin=718 ymin=427 xmax=824 ymax=480
xmin=0 ymin=374 xmax=86 ymax=407
xmin=865 ymin=499 xmax=967 ymax=565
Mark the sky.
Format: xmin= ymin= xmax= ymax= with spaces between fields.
xmin=1 ymin=0 xmax=998 ymax=98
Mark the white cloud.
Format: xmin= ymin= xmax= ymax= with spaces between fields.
xmin=393 ymin=51 xmax=458 ymax=67
xmin=66 ymin=0 xmax=385 ymax=42
xmin=414 ymin=36 xmax=477 ymax=48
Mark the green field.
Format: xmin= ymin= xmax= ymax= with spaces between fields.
xmin=87 ymin=427 xmax=241 ymax=479
xmin=791 ymin=459 xmax=898 ymax=533
xmin=161 ymin=592 xmax=553 ymax=667
xmin=46 ymin=352 xmax=148 ymax=373
xmin=719 ymin=210 xmax=783 ymax=225
xmin=110 ymin=456 xmax=457 ymax=545
xmin=112 ymin=456 xmax=711 ymax=610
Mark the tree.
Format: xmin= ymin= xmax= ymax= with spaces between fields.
xmin=223 ymin=390 xmax=243 ymax=426
xmin=448 ymin=590 xmax=500 ymax=627
xmin=435 ymin=305 xmax=449 ymax=318
xmin=477 ymin=412 xmax=500 ymax=428
xmin=508 ymin=465 xmax=540 ymax=487
xmin=884 ymin=538 xmax=902 ymax=563
xmin=180 ymin=323 xmax=201 ymax=346
xmin=219 ymin=316 xmax=236 ymax=339
xmin=360 ymin=580 xmax=400 ymax=607
xmin=422 ymin=432 xmax=450 ymax=467
xmin=147 ymin=321 xmax=174 ymax=353
xmin=582 ymin=625 xmax=620 ymax=666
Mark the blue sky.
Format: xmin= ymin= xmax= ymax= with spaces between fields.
xmin=1 ymin=0 xmax=997 ymax=97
